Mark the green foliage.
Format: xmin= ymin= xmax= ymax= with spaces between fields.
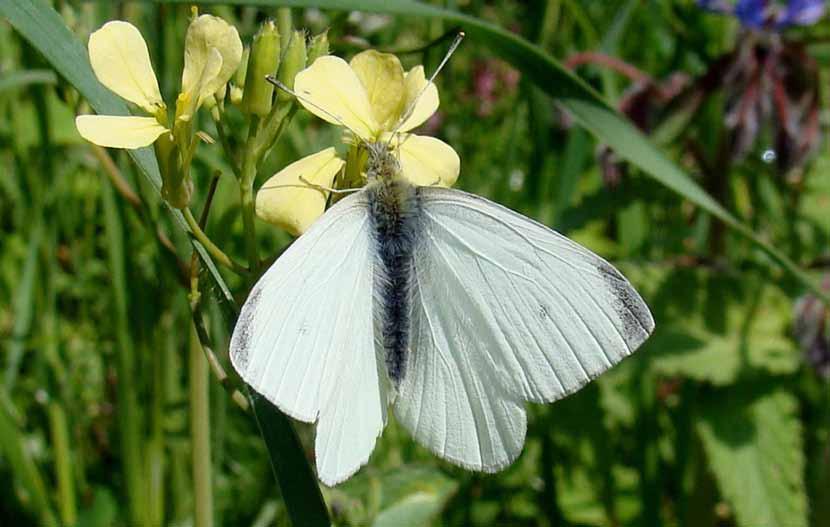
xmin=1 ymin=1 xmax=828 ymax=526
xmin=647 ymin=270 xmax=800 ymax=385
xmin=697 ymin=385 xmax=808 ymax=527
xmin=326 ymin=466 xmax=457 ymax=526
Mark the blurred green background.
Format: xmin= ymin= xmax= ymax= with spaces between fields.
xmin=1 ymin=1 xmax=829 ymax=526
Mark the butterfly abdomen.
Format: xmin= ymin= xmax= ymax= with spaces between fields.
xmin=367 ymin=179 xmax=422 ymax=386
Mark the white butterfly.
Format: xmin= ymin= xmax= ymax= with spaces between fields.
xmin=230 ymin=140 xmax=654 ymax=486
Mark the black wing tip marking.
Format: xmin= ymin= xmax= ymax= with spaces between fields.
xmin=596 ymin=262 xmax=655 ymax=348
xmin=230 ymin=285 xmax=264 ymax=372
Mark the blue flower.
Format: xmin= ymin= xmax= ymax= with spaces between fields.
xmin=698 ymin=0 xmax=825 ymax=28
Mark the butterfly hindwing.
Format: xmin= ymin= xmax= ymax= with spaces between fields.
xmin=230 ymin=190 xmax=387 ymax=486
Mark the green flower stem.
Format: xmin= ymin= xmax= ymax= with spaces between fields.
xmin=48 ymin=402 xmax=77 ymax=527
xmin=239 ymin=116 xmax=262 ymax=271
xmin=182 ymin=208 xmax=247 ymax=275
xmin=190 ymin=324 xmax=214 ymax=527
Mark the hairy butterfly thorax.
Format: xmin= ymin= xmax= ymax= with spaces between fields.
xmin=365 ymin=143 xmax=422 ymax=387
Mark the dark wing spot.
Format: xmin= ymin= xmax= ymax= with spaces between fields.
xmin=538 ymin=303 xmax=551 ymax=321
xmin=596 ymin=263 xmax=654 ymax=347
xmin=230 ymin=286 xmax=263 ymax=371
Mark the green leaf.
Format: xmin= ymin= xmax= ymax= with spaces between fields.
xmin=148 ymin=0 xmax=826 ymax=302
xmin=373 ymin=492 xmax=450 ymax=527
xmin=249 ymin=392 xmax=331 ymax=527
xmin=371 ymin=466 xmax=457 ymax=527
xmin=616 ymin=265 xmax=800 ymax=385
xmin=697 ymin=384 xmax=808 ymax=527
xmin=648 ymin=277 xmax=799 ymax=385
xmin=329 ymin=465 xmax=457 ymax=527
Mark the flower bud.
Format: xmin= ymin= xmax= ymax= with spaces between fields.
xmin=277 ymin=30 xmax=307 ymax=102
xmin=242 ymin=20 xmax=280 ymax=116
xmin=180 ymin=14 xmax=242 ymax=110
xmin=306 ymin=30 xmax=329 ymax=65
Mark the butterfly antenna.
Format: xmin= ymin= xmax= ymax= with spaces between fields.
xmin=387 ymin=31 xmax=465 ymax=140
xmin=266 ymin=75 xmax=367 ymax=145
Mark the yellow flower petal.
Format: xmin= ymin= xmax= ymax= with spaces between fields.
xmin=256 ymin=147 xmax=346 ymax=236
xmin=75 ymin=115 xmax=168 ymax=149
xmin=294 ymin=56 xmax=377 ymax=141
xmin=398 ymin=66 xmax=439 ymax=133
xmin=350 ymin=50 xmax=405 ymax=130
xmin=88 ymin=21 xmax=163 ymax=113
xmin=396 ymin=134 xmax=459 ymax=187
xmin=181 ymin=15 xmax=243 ymax=105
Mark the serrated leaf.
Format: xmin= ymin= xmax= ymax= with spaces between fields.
xmin=622 ymin=267 xmax=801 ymax=385
xmin=697 ymin=385 xmax=807 ymax=527
xmin=652 ymin=284 xmax=798 ymax=385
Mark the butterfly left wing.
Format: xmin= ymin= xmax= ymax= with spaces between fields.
xmin=394 ymin=186 xmax=654 ymax=471
xmin=230 ymin=190 xmax=387 ymax=486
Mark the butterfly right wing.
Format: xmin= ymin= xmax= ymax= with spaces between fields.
xmin=230 ymin=190 xmax=387 ymax=486
xmin=393 ymin=187 xmax=654 ymax=472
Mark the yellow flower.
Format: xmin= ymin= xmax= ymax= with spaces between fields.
xmin=257 ymin=50 xmax=460 ymax=235
xmin=75 ymin=21 xmax=168 ymax=148
xmin=75 ymin=15 xmax=242 ymax=149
